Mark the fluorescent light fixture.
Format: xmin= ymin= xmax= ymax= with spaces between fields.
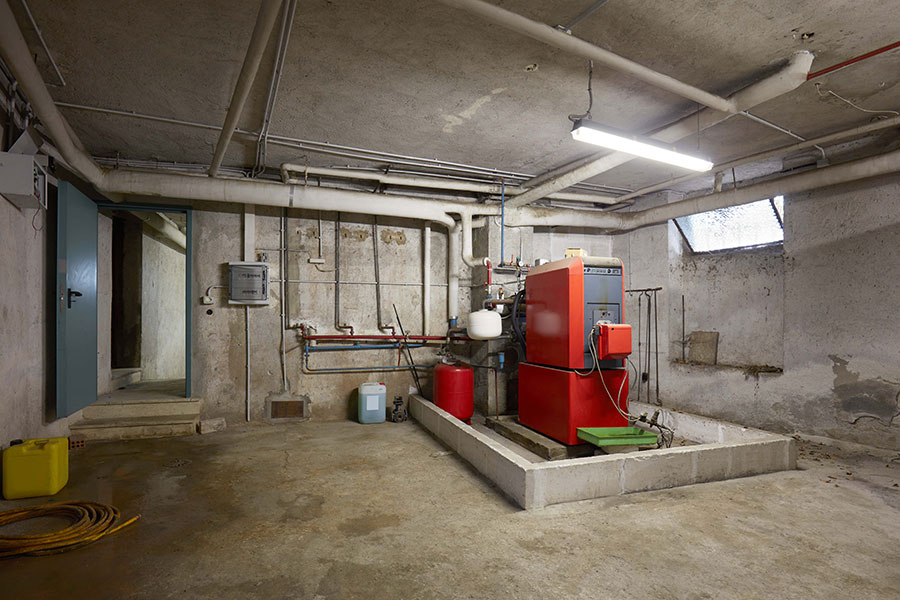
xmin=571 ymin=120 xmax=713 ymax=172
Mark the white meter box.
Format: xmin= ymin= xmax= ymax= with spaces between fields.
xmin=228 ymin=262 xmax=269 ymax=305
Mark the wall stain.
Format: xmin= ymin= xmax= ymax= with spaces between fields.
xmin=829 ymin=355 xmax=900 ymax=425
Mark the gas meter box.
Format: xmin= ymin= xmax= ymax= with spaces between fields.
xmin=228 ymin=262 xmax=269 ymax=305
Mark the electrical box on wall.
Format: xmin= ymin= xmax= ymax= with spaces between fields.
xmin=228 ymin=262 xmax=269 ymax=305
xmin=0 ymin=151 xmax=47 ymax=210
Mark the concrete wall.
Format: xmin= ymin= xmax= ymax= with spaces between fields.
xmin=612 ymin=178 xmax=900 ymax=450
xmin=140 ymin=232 xmax=186 ymax=380
xmin=191 ymin=206 xmax=469 ymax=422
xmin=0 ymin=194 xmax=79 ymax=443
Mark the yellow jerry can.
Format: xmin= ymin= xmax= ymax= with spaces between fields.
xmin=2 ymin=438 xmax=69 ymax=500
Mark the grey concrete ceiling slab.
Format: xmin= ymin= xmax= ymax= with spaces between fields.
xmin=9 ymin=0 xmax=900 ymax=196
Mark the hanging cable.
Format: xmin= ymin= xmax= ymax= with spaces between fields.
xmin=568 ymin=59 xmax=594 ymax=122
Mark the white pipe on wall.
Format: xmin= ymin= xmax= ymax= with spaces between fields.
xmin=208 ymin=0 xmax=283 ymax=177
xmin=436 ymin=0 xmax=736 ymax=113
xmin=423 ymin=223 xmax=431 ymax=335
xmin=447 ymin=223 xmax=460 ymax=322
xmin=505 ymin=51 xmax=815 ymax=209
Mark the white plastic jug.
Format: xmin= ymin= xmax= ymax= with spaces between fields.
xmin=358 ymin=382 xmax=386 ymax=424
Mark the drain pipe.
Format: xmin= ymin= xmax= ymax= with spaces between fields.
xmin=334 ymin=213 xmax=353 ymax=335
xmin=372 ymin=217 xmax=396 ymax=335
xmin=423 ymin=222 xmax=432 ymax=335
xmin=447 ymin=222 xmax=461 ymax=326
xmin=209 ymin=0 xmax=283 ymax=176
xmin=279 ymin=209 xmax=288 ymax=392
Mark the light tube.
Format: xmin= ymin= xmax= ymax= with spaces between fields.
xmin=571 ymin=120 xmax=713 ymax=172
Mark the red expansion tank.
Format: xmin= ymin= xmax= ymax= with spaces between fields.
xmin=433 ymin=362 xmax=474 ymax=424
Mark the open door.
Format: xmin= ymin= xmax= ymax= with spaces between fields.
xmin=56 ymin=181 xmax=98 ymax=417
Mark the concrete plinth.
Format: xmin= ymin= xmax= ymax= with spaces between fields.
xmin=411 ymin=396 xmax=796 ymax=510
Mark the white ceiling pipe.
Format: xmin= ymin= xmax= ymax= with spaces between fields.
xmin=208 ymin=0 xmax=283 ymax=177
xmin=437 ymin=0 xmax=735 ymax=113
xmin=508 ymin=148 xmax=900 ymax=231
xmin=132 ymin=211 xmax=187 ymax=250
xmin=280 ymin=164 xmax=617 ymax=204
xmin=614 ymin=113 xmax=900 ymax=203
xmin=0 ymin=0 xmax=104 ymax=185
xmin=505 ymin=51 xmax=814 ymax=209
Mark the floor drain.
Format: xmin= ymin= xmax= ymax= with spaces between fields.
xmin=164 ymin=458 xmax=191 ymax=468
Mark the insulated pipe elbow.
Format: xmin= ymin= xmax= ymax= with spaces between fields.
xmin=459 ymin=213 xmax=491 ymax=268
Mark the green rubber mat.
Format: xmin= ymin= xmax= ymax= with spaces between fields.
xmin=576 ymin=426 xmax=659 ymax=447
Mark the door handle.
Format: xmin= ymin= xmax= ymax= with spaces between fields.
xmin=67 ymin=288 xmax=83 ymax=309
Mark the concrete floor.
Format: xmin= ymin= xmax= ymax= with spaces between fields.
xmin=1 ymin=421 xmax=898 ymax=599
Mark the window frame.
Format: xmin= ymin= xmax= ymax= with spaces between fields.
xmin=675 ymin=196 xmax=785 ymax=255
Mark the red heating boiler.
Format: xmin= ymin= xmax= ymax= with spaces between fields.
xmin=434 ymin=361 xmax=474 ymax=424
xmin=518 ymin=257 xmax=632 ymax=445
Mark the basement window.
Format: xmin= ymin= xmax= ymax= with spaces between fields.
xmin=675 ymin=196 xmax=784 ymax=253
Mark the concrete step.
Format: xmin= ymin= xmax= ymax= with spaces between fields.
xmin=110 ymin=367 xmax=142 ymax=389
xmin=83 ymin=397 xmax=201 ymax=420
xmin=69 ymin=415 xmax=198 ymax=441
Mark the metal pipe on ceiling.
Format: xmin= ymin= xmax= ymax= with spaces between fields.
xmin=436 ymin=0 xmax=737 ymax=113
xmin=4 ymin=1 xmax=899 ymax=247
xmin=208 ymin=0 xmax=283 ymax=177
xmin=280 ymin=163 xmax=617 ymax=204
xmin=54 ymin=101 xmax=627 ymax=194
xmin=508 ymin=147 xmax=900 ymax=231
xmin=614 ymin=114 xmax=900 ymax=204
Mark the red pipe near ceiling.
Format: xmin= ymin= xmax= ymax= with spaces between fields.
xmin=807 ymin=40 xmax=900 ymax=80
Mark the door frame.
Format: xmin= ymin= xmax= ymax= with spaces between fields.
xmin=98 ymin=202 xmax=193 ymax=397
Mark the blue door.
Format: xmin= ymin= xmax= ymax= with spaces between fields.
xmin=56 ymin=181 xmax=98 ymax=417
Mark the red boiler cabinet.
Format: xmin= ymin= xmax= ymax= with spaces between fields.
xmin=433 ymin=362 xmax=474 ymax=424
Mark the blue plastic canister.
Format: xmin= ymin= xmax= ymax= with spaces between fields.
xmin=358 ymin=382 xmax=387 ymax=424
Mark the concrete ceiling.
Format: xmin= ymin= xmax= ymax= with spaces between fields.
xmin=9 ymin=0 xmax=900 ymax=198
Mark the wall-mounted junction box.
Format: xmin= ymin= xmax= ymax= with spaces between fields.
xmin=228 ymin=262 xmax=269 ymax=305
xmin=0 ymin=151 xmax=47 ymax=210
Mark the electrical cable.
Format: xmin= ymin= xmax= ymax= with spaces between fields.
xmin=510 ymin=289 xmax=526 ymax=354
xmin=568 ymin=59 xmax=594 ymax=122
xmin=815 ymin=83 xmax=900 ymax=117
xmin=0 ymin=500 xmax=139 ymax=558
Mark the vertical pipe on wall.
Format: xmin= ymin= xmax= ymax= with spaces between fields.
xmin=447 ymin=222 xmax=460 ymax=324
xmin=334 ymin=213 xmax=353 ymax=334
xmin=499 ymin=181 xmax=505 ymax=266
xmin=423 ymin=223 xmax=431 ymax=335
xmin=245 ymin=305 xmax=251 ymax=421
xmin=243 ymin=205 xmax=255 ymax=421
xmin=279 ymin=209 xmax=288 ymax=392
xmin=372 ymin=216 xmax=394 ymax=334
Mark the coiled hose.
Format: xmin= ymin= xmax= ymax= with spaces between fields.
xmin=0 ymin=500 xmax=139 ymax=558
